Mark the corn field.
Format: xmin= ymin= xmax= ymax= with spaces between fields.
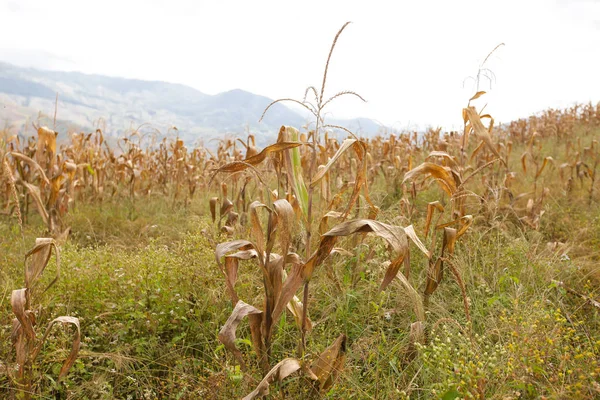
xmin=1 ymin=24 xmax=600 ymax=400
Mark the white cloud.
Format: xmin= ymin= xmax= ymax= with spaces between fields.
xmin=0 ymin=0 xmax=598 ymax=130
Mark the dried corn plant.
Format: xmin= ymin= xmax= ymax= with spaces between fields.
xmin=9 ymin=239 xmax=81 ymax=399
xmin=208 ymin=22 xmax=428 ymax=396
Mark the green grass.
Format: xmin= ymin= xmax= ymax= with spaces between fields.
xmin=1 ymin=130 xmax=600 ymax=399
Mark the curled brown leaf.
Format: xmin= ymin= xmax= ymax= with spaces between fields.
xmin=218 ymin=300 xmax=263 ymax=371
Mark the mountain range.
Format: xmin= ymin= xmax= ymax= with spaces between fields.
xmin=0 ymin=61 xmax=383 ymax=146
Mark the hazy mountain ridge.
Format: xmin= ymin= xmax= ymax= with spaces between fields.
xmin=0 ymin=62 xmax=382 ymax=145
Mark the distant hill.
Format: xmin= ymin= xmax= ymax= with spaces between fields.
xmin=0 ymin=62 xmax=382 ymax=146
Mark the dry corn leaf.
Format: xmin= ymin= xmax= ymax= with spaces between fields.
xmin=310 ymin=334 xmax=347 ymax=391
xmin=469 ymin=91 xmax=486 ymax=101
xmin=11 ymin=318 xmax=29 ymax=381
xmin=266 ymin=255 xmax=285 ymax=323
xmin=287 ymin=295 xmax=312 ymax=332
xmin=223 ymin=257 xmax=240 ymax=303
xmin=464 ymin=106 xmax=504 ymax=163
xmin=11 ymin=289 xmax=35 ymax=341
xmin=228 ymin=249 xmax=259 ymax=260
xmin=425 ymin=228 xmax=457 ymax=298
xmin=329 ymin=247 xmax=353 ymax=257
xmin=381 ymin=256 xmax=407 ymax=292
xmin=469 ymin=140 xmax=486 ymax=163
xmin=404 ymin=225 xmax=431 ymax=259
xmin=442 ymin=227 xmax=458 ymax=256
xmin=242 ymin=358 xmax=301 ymax=400
xmin=424 ymin=257 xmax=443 ymax=297
xmin=402 ymin=162 xmax=457 ymax=196
xmin=323 ymin=219 xmax=408 ymax=255
xmin=319 ymin=210 xmax=343 ymax=235
xmin=237 ymin=137 xmax=258 ymax=159
xmin=426 ymin=151 xmax=457 ymax=167
xmin=8 ymin=152 xmax=50 ymax=185
xmin=436 ymin=215 xmax=473 ymax=240
xmin=456 ymin=215 xmax=473 ymax=239
xmin=272 ymin=236 xmax=337 ymax=329
xmin=215 ymin=142 xmax=302 ymax=173
xmin=247 ymin=313 xmax=266 ymax=371
xmin=310 ymin=138 xmax=358 ymax=187
xmin=48 ymin=174 xmax=64 ymax=206
xmin=215 ymin=240 xmax=255 ymax=268
xmin=317 ymin=164 xmax=331 ymax=202
xmin=273 ymin=199 xmax=294 ymax=256
xmin=220 ymin=198 xmax=233 ymax=219
xmin=25 ymin=238 xmax=59 ymax=293
xmin=320 ymin=219 xmax=419 ymax=291
xmin=21 ymin=182 xmax=49 ymax=226
xmin=521 ymin=152 xmax=529 ymax=174
xmin=425 ymin=201 xmax=444 ymax=237
xmin=218 ymin=300 xmax=262 ymax=371
xmin=536 ymin=156 xmax=555 ymax=178
xmin=248 ymin=201 xmax=269 ymax=258
xmin=32 ymin=316 xmax=80 ymax=381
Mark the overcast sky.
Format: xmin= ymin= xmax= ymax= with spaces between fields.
xmin=1 ymin=0 xmax=599 ymax=131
